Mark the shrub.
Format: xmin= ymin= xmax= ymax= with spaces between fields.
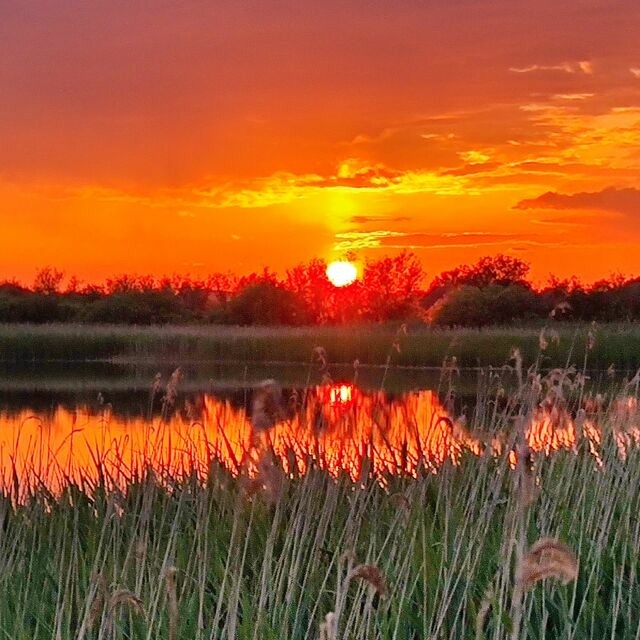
xmin=431 ymin=284 xmax=542 ymax=327
xmin=80 ymin=291 xmax=188 ymax=324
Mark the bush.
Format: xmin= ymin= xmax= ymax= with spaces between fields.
xmin=80 ymin=292 xmax=188 ymax=324
xmin=0 ymin=292 xmax=65 ymax=323
xmin=431 ymin=284 xmax=542 ymax=327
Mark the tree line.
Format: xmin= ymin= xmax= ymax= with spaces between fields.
xmin=0 ymin=253 xmax=639 ymax=326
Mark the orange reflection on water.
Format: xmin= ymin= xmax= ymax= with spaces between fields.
xmin=0 ymin=387 xmax=456 ymax=498
xmin=0 ymin=384 xmax=638 ymax=499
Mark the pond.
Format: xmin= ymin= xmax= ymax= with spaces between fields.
xmin=0 ymin=360 xmax=636 ymax=498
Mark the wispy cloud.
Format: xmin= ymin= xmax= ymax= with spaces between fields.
xmin=350 ymin=215 xmax=411 ymax=225
xmin=509 ymin=60 xmax=593 ymax=74
xmin=333 ymin=230 xmax=406 ymax=251
xmin=630 ymin=68 xmax=640 ymax=78
xmin=334 ymin=229 xmax=542 ymax=252
xmin=458 ymin=150 xmax=492 ymax=164
xmin=551 ymin=93 xmax=594 ymax=101
xmin=191 ymin=159 xmax=472 ymax=208
xmin=2 ymin=161 xmax=471 ymax=215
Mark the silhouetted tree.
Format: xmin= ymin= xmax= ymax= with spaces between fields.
xmin=227 ymin=281 xmax=311 ymax=325
xmin=361 ymin=251 xmax=425 ymax=321
xmin=3 ymin=253 xmax=640 ymax=326
xmin=284 ymin=258 xmax=335 ymax=323
xmin=429 ymin=255 xmax=530 ymax=291
xmin=33 ymin=267 xmax=65 ymax=295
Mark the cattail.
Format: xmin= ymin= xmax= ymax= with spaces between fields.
xmin=135 ymin=535 xmax=147 ymax=565
xmin=389 ymin=491 xmax=411 ymax=526
xmin=517 ymin=538 xmax=578 ymax=591
xmin=260 ymin=456 xmax=284 ymax=503
xmin=165 ymin=566 xmax=179 ymax=640
xmin=347 ymin=564 xmax=389 ymax=599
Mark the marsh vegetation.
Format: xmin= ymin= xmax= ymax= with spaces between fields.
xmin=0 ymin=324 xmax=639 ymax=638
xmin=1 ymin=321 xmax=640 ymax=370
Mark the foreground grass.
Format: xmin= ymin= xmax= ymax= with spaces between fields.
xmin=1 ymin=321 xmax=640 ymax=369
xmin=0 ymin=431 xmax=638 ymax=639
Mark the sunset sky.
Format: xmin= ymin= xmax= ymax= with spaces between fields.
xmin=2 ymin=1 xmax=640 ymax=285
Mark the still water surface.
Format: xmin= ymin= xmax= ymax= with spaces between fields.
xmin=0 ymin=361 xmax=635 ymax=498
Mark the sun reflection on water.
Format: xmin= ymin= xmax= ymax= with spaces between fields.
xmin=0 ymin=383 xmax=638 ymax=500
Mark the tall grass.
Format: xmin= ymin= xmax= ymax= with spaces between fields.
xmin=2 ymin=321 xmax=640 ymax=369
xmin=1 ymin=427 xmax=639 ymax=638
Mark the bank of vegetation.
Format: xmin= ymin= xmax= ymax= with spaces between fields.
xmin=1 ymin=321 xmax=640 ymax=371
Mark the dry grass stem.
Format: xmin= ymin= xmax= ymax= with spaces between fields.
xmin=475 ymin=583 xmax=494 ymax=640
xmin=251 ymin=379 xmax=282 ymax=431
xmin=166 ymin=566 xmax=179 ymax=640
xmin=87 ymin=571 xmax=108 ymax=630
xmin=163 ymin=367 xmax=183 ymax=408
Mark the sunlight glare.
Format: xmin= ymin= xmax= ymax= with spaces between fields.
xmin=326 ymin=261 xmax=358 ymax=287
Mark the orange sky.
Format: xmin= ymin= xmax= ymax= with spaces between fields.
xmin=1 ymin=1 xmax=640 ymax=285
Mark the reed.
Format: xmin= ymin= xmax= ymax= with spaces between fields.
xmin=2 ymin=321 xmax=640 ymax=370
xmin=0 ymin=332 xmax=639 ymax=638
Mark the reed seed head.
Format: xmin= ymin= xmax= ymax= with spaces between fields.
xmin=347 ymin=564 xmax=389 ymax=599
xmin=517 ymin=538 xmax=578 ymax=591
xmin=319 ymin=611 xmax=337 ymax=640
xmin=107 ymin=589 xmax=146 ymax=618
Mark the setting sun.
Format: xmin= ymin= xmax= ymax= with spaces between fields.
xmin=326 ymin=260 xmax=358 ymax=287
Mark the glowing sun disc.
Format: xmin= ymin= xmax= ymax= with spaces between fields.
xmin=326 ymin=261 xmax=358 ymax=287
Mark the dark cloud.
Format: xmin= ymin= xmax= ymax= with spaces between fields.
xmin=515 ymin=187 xmax=640 ymax=215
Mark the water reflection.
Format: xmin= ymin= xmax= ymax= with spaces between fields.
xmin=0 ymin=382 xmax=638 ymax=499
